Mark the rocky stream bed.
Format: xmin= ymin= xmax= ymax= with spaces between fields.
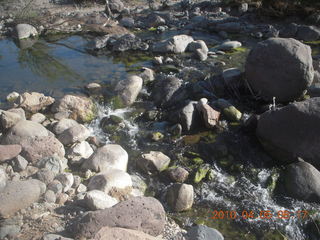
xmin=1 ymin=0 xmax=320 ymax=240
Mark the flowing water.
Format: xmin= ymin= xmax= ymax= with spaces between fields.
xmin=0 ymin=34 xmax=319 ymax=240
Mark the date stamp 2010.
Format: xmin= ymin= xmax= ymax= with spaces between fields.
xmin=210 ymin=210 xmax=309 ymax=220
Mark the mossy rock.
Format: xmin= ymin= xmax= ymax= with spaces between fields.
xmin=110 ymin=95 xmax=126 ymax=109
xmin=110 ymin=115 xmax=123 ymax=124
xmin=159 ymin=65 xmax=180 ymax=74
xmin=192 ymin=157 xmax=204 ymax=165
xmin=223 ymin=106 xmax=242 ymax=122
xmin=151 ymin=132 xmax=164 ymax=141
xmin=194 ymin=165 xmax=210 ymax=183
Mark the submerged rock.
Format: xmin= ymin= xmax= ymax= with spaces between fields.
xmin=245 ymin=38 xmax=314 ymax=102
xmin=15 ymin=24 xmax=38 ymax=39
xmin=186 ymin=225 xmax=224 ymax=240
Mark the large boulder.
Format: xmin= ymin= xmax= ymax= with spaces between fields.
xmin=82 ymin=144 xmax=128 ymax=172
xmin=278 ymin=161 xmax=320 ymax=203
xmin=51 ymin=95 xmax=96 ymax=123
xmin=245 ymin=38 xmax=314 ymax=102
xmin=94 ymin=227 xmax=161 ymax=240
xmin=0 ymin=179 xmax=45 ymax=217
xmin=153 ymin=35 xmax=194 ymax=53
xmin=70 ymin=197 xmax=166 ymax=238
xmin=0 ymin=145 xmax=22 ymax=162
xmin=257 ymin=97 xmax=320 ymax=169
xmin=1 ymin=120 xmax=49 ymax=144
xmin=20 ymin=136 xmax=65 ymax=163
xmin=115 ymin=75 xmax=143 ymax=106
xmin=16 ymin=92 xmax=55 ymax=113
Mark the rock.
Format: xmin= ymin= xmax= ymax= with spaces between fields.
xmin=20 ymin=136 xmax=65 ymax=163
xmin=58 ymin=124 xmax=90 ymax=146
xmin=67 ymin=141 xmax=93 ymax=163
xmin=55 ymin=173 xmax=74 ymax=193
xmin=152 ymin=76 xmax=187 ymax=108
xmin=168 ymin=167 xmax=189 ymax=183
xmin=153 ymin=35 xmax=194 ymax=53
xmin=47 ymin=180 xmax=63 ymax=194
xmin=222 ymin=68 xmax=242 ymax=85
xmin=188 ymin=40 xmax=208 ymax=61
xmin=0 ymin=145 xmax=22 ymax=162
xmin=177 ymin=101 xmax=201 ymax=131
xmin=6 ymin=92 xmax=20 ymax=102
xmin=0 ymin=224 xmax=20 ymax=239
xmin=279 ymin=23 xmax=298 ymax=38
xmin=15 ymin=24 xmax=38 ymax=39
xmin=256 ymin=97 xmax=320 ymax=168
xmin=30 ymin=113 xmax=46 ymax=123
xmin=296 ymin=25 xmax=320 ymax=41
xmin=1 ymin=120 xmax=49 ymax=144
xmin=186 ymin=225 xmax=224 ymax=240
xmin=120 ymin=17 xmax=135 ymax=28
xmin=56 ymin=193 xmax=69 ymax=205
xmin=109 ymin=0 xmax=124 ymax=13
xmin=87 ymin=169 xmax=132 ymax=194
xmin=85 ymin=82 xmax=102 ymax=95
xmin=51 ymin=95 xmax=96 ymax=123
xmin=77 ymin=183 xmax=87 ymax=193
xmin=139 ymin=151 xmax=171 ymax=173
xmin=115 ymin=75 xmax=143 ymax=106
xmin=139 ymin=67 xmax=155 ymax=83
xmin=52 ymin=118 xmax=78 ymax=135
xmin=12 ymin=155 xmax=28 ymax=172
xmin=82 ymin=144 xmax=128 ymax=172
xmin=0 ymin=167 xmax=7 ymax=191
xmin=36 ymin=156 xmax=64 ymax=175
xmin=0 ymin=111 xmax=24 ymax=129
xmin=245 ymin=38 xmax=314 ymax=102
xmin=36 ymin=169 xmax=55 ymax=185
xmin=0 ymin=179 xmax=45 ymax=217
xmin=94 ymin=227 xmax=161 ymax=240
xmin=42 ymin=234 xmax=73 ymax=240
xmin=239 ymin=3 xmax=248 ymax=13
xmin=44 ymin=190 xmax=56 ymax=203
xmin=196 ymin=98 xmax=220 ymax=128
xmin=111 ymin=34 xmax=148 ymax=52
xmin=146 ymin=13 xmax=166 ymax=27
xmin=166 ymin=183 xmax=194 ymax=212
xmin=279 ymin=161 xmax=320 ymax=203
xmin=84 ymin=190 xmax=118 ymax=210
xmin=217 ymin=41 xmax=241 ymax=51
xmin=17 ymin=92 xmax=54 ymax=113
xmin=71 ymin=196 xmax=166 ymax=238
xmin=153 ymin=56 xmax=163 ymax=65
xmin=215 ymin=22 xmax=242 ymax=33
xmin=216 ymin=99 xmax=242 ymax=122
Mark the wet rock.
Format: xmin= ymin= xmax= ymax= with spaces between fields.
xmin=88 ymin=169 xmax=132 ymax=194
xmin=146 ymin=13 xmax=166 ymax=27
xmin=115 ymin=75 xmax=143 ymax=106
xmin=139 ymin=67 xmax=155 ymax=83
xmin=84 ymin=190 xmax=118 ymax=210
xmin=217 ymin=40 xmax=241 ymax=51
xmin=168 ymin=167 xmax=189 ymax=183
xmin=279 ymin=161 xmax=320 ymax=203
xmin=215 ymin=99 xmax=242 ymax=122
xmin=0 ymin=179 xmax=45 ymax=217
xmin=245 ymin=38 xmax=314 ymax=102
xmin=44 ymin=190 xmax=56 ymax=203
xmin=67 ymin=141 xmax=93 ymax=164
xmin=17 ymin=92 xmax=54 ymax=113
xmin=196 ymin=98 xmax=220 ymax=128
xmin=1 ymin=120 xmax=49 ymax=144
xmin=6 ymin=92 xmax=20 ymax=102
xmin=55 ymin=173 xmax=74 ymax=193
xmin=215 ymin=22 xmax=242 ymax=33
xmin=82 ymin=144 xmax=128 ymax=172
xmin=111 ymin=34 xmax=148 ymax=52
xmin=120 ymin=17 xmax=135 ymax=28
xmin=186 ymin=225 xmax=224 ymax=240
xmin=12 ymin=155 xmax=28 ymax=172
xmin=177 ymin=101 xmax=201 ymax=131
xmin=94 ymin=227 xmax=160 ymax=240
xmin=168 ymin=123 xmax=182 ymax=137
xmin=139 ymin=151 xmax=171 ymax=173
xmin=153 ymin=35 xmax=194 ymax=53
xmin=166 ymin=183 xmax=194 ymax=212
xmin=151 ymin=132 xmax=164 ymax=141
xmin=0 ymin=144 xmax=22 ymax=162
xmin=52 ymin=118 xmax=78 ymax=135
xmin=58 ymin=124 xmax=90 ymax=146
xmin=21 ymin=136 xmax=65 ymax=163
xmin=256 ymin=97 xmax=320 ymax=168
xmin=51 ymin=95 xmax=96 ymax=123
xmin=15 ymin=24 xmax=38 ymax=39
xmin=71 ymin=196 xmax=166 ymax=238
xmin=188 ymin=40 xmax=208 ymax=61
xmin=85 ymin=82 xmax=102 ymax=95
xmin=194 ymin=165 xmax=210 ymax=183
xmin=296 ymin=25 xmax=320 ymax=41
xmin=30 ymin=113 xmax=46 ymax=123
xmin=153 ymin=56 xmax=163 ymax=65
xmin=0 ymin=111 xmax=24 ymax=129
xmin=36 ymin=156 xmax=64 ymax=175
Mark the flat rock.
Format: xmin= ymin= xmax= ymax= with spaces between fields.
xmin=139 ymin=151 xmax=171 ymax=173
xmin=84 ymin=190 xmax=118 ymax=210
xmin=94 ymin=227 xmax=162 ymax=240
xmin=17 ymin=92 xmax=54 ymax=113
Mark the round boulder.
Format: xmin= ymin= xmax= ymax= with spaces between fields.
xmin=245 ymin=38 xmax=314 ymax=102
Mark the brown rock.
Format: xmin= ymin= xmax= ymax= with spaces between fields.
xmin=94 ymin=227 xmax=162 ymax=240
xmin=0 ymin=145 xmax=22 ymax=162
xmin=18 ymin=92 xmax=55 ymax=113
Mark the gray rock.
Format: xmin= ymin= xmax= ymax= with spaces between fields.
xmin=85 ymin=82 xmax=102 ymax=95
xmin=12 ymin=155 xmax=28 ymax=172
xmin=67 ymin=141 xmax=93 ymax=163
xmin=239 ymin=3 xmax=248 ymax=13
xmin=88 ymin=35 xmax=110 ymax=50
xmin=139 ymin=151 xmax=171 ymax=173
xmin=82 ymin=144 xmax=128 ymax=172
xmin=177 ymin=101 xmax=201 ymax=131
xmin=17 ymin=92 xmax=54 ymax=113
xmin=115 ymin=75 xmax=143 ymax=106
xmin=55 ymin=173 xmax=74 ymax=193
xmin=47 ymin=180 xmax=63 ymax=194
xmin=245 ymin=38 xmax=314 ymax=102
xmin=256 ymin=97 xmax=320 ymax=169
xmin=279 ymin=23 xmax=298 ymax=38
xmin=84 ymin=190 xmax=118 ymax=210
xmin=120 ymin=17 xmax=135 ymax=28
xmin=71 ymin=197 xmax=166 ymax=238
xmin=0 ymin=224 xmax=20 ymax=239
xmin=36 ymin=169 xmax=55 ymax=185
xmin=186 ymin=225 xmax=224 ymax=240
xmin=139 ymin=67 xmax=155 ymax=83
xmin=77 ymin=183 xmax=87 ymax=193
xmin=15 ymin=24 xmax=38 ymax=39
xmin=153 ymin=35 xmax=194 ymax=53
xmin=168 ymin=167 xmax=189 ymax=183
xmin=1 ymin=120 xmax=49 ymax=144
xmin=109 ymin=0 xmax=124 ymax=13
xmin=36 ymin=156 xmax=64 ymax=175
xmin=20 ymin=136 xmax=65 ymax=163
xmin=146 ymin=13 xmax=166 ymax=27
xmin=215 ymin=22 xmax=242 ymax=33
xmin=279 ymin=161 xmax=320 ymax=203
xmin=0 ymin=179 xmax=45 ymax=217
xmin=94 ymin=227 xmax=160 ymax=240
xmin=58 ymin=124 xmax=90 ymax=146
xmin=52 ymin=118 xmax=79 ymax=135
xmin=30 ymin=113 xmax=46 ymax=123
xmin=111 ymin=34 xmax=148 ymax=52
xmin=0 ymin=111 xmax=23 ymax=129
xmin=42 ymin=234 xmax=73 ymax=240
xmin=217 ymin=41 xmax=241 ymax=51
xmin=296 ymin=25 xmax=320 ymax=41
xmin=0 ymin=145 xmax=22 ymax=162
xmin=0 ymin=167 xmax=7 ymax=191
xmin=87 ymin=169 xmax=132 ymax=194
xmin=166 ymin=183 xmax=194 ymax=212
xmin=222 ymin=68 xmax=242 ymax=85
xmin=188 ymin=40 xmax=208 ymax=61
xmin=44 ymin=190 xmax=56 ymax=203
